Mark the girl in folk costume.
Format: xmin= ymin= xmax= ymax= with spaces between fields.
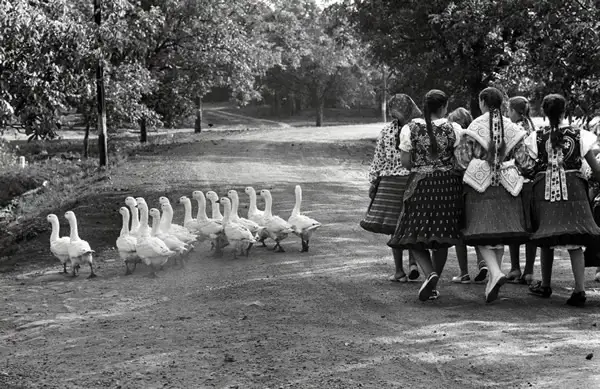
xmin=455 ymin=87 xmax=531 ymax=303
xmin=581 ymin=142 xmax=600 ymax=282
xmin=526 ymin=94 xmax=600 ymax=307
xmin=447 ymin=108 xmax=489 ymax=285
xmin=388 ymin=90 xmax=464 ymax=301
xmin=506 ymin=96 xmax=538 ymax=285
xmin=361 ymin=94 xmax=422 ymax=282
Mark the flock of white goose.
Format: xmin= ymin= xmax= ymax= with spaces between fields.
xmin=47 ymin=185 xmax=321 ymax=278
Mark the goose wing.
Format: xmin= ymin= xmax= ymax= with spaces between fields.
xmin=117 ymin=235 xmax=138 ymax=253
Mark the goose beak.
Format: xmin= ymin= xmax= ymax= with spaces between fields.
xmin=215 ymin=200 xmax=220 ymax=204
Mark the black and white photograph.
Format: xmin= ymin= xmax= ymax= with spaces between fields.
xmin=1 ymin=0 xmax=600 ymax=387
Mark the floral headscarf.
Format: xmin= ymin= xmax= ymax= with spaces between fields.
xmin=388 ymin=94 xmax=422 ymax=127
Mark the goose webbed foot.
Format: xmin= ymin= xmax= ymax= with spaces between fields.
xmin=87 ymin=264 xmax=97 ymax=279
xmin=124 ymin=262 xmax=132 ymax=276
xmin=146 ymin=265 xmax=158 ymax=278
xmin=259 ymin=238 xmax=267 ymax=247
xmin=273 ymin=242 xmax=285 ymax=253
xmin=245 ymin=243 xmax=254 ymax=257
xmin=300 ymin=240 xmax=309 ymax=252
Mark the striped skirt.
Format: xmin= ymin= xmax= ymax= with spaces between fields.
xmin=360 ymin=175 xmax=409 ymax=235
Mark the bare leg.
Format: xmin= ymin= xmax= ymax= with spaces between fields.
xmin=478 ymin=246 xmax=507 ymax=303
xmin=391 ymin=248 xmax=406 ymax=279
xmin=507 ymin=244 xmax=522 ymax=281
xmin=432 ymin=248 xmax=449 ymax=276
xmin=412 ymin=248 xmax=438 ymax=301
xmin=569 ymin=248 xmax=585 ymax=293
xmin=454 ymin=242 xmax=469 ymax=276
xmin=540 ymin=247 xmax=554 ymax=287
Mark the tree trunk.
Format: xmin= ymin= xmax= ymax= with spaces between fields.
xmin=315 ymin=97 xmax=324 ymax=127
xmin=289 ymin=92 xmax=296 ymax=116
xmin=94 ymin=0 xmax=108 ymax=166
xmin=83 ymin=121 xmax=90 ymax=159
xmin=381 ymin=64 xmax=387 ymax=122
xmin=273 ymin=92 xmax=281 ymax=116
xmin=139 ymin=117 xmax=147 ymax=143
xmin=194 ymin=96 xmax=203 ymax=133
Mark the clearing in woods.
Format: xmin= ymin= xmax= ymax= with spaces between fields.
xmin=1 ymin=123 xmax=599 ymax=388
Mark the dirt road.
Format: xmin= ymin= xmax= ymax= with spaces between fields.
xmin=1 ymin=124 xmax=599 ymax=388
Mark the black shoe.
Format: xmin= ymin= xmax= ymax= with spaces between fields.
xmin=408 ymin=265 xmax=420 ymax=280
xmin=529 ymin=281 xmax=552 ymax=298
xmin=566 ymin=291 xmax=586 ymax=307
xmin=474 ymin=266 xmax=488 ymax=283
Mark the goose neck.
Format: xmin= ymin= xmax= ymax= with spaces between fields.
xmin=128 ymin=204 xmax=140 ymax=229
xmin=264 ymin=194 xmax=273 ymax=216
xmin=248 ymin=190 xmax=257 ymax=212
xmin=292 ymin=189 xmax=302 ymax=215
xmin=49 ymin=219 xmax=60 ymax=241
xmin=120 ymin=212 xmax=130 ymax=237
xmin=150 ymin=214 xmax=161 ymax=236
xmin=196 ymin=197 xmax=209 ymax=221
xmin=183 ymin=201 xmax=193 ymax=223
xmin=222 ymin=202 xmax=231 ymax=224
xmin=67 ymin=217 xmax=80 ymax=240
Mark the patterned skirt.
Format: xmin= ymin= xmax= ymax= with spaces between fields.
xmin=530 ymin=172 xmax=600 ymax=248
xmin=462 ymin=186 xmax=529 ymax=247
xmin=360 ymin=175 xmax=409 ymax=235
xmin=387 ymin=170 xmax=463 ymax=250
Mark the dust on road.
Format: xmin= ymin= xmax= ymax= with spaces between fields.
xmin=1 ymin=124 xmax=599 ymax=388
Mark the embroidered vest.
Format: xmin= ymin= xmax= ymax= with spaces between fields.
xmin=462 ymin=113 xmax=527 ymax=196
xmin=408 ymin=121 xmax=456 ymax=171
xmin=535 ymin=126 xmax=582 ymax=202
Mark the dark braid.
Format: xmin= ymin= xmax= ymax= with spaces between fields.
xmin=542 ymin=94 xmax=567 ymax=149
xmin=423 ymin=89 xmax=448 ymax=159
xmin=479 ymin=87 xmax=506 ymax=163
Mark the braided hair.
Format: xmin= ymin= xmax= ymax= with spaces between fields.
xmin=508 ymin=96 xmax=536 ymax=133
xmin=423 ymin=89 xmax=448 ymax=159
xmin=479 ymin=87 xmax=506 ymax=163
xmin=388 ymin=94 xmax=423 ymax=150
xmin=542 ymin=94 xmax=567 ymax=149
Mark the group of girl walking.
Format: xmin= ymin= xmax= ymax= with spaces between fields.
xmin=362 ymin=87 xmax=600 ymax=307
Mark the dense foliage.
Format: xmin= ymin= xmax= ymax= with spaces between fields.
xmin=1 ymin=0 xmax=599 ymax=145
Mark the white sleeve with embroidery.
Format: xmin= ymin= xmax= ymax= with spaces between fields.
xmin=368 ymin=131 xmax=386 ymax=184
xmin=580 ymin=129 xmax=598 ymax=157
xmin=450 ymin=122 xmax=465 ymax=147
xmin=398 ymin=124 xmax=412 ymax=152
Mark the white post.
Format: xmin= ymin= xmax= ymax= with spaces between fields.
xmin=18 ymin=156 xmax=26 ymax=169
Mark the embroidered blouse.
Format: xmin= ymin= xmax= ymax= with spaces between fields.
xmin=398 ymin=118 xmax=463 ymax=173
xmin=454 ymin=112 xmax=530 ymax=196
xmin=523 ymin=122 xmax=597 ymax=201
xmin=368 ymin=120 xmax=411 ymax=184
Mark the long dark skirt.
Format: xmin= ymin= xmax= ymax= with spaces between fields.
xmin=387 ymin=170 xmax=463 ymax=250
xmin=531 ymin=172 xmax=600 ymax=248
xmin=360 ymin=175 xmax=409 ymax=235
xmin=462 ymin=186 xmax=530 ymax=246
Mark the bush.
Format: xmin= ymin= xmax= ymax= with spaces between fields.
xmin=0 ymin=138 xmax=17 ymax=170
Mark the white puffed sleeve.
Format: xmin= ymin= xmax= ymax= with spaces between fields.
xmin=580 ymin=129 xmax=598 ymax=157
xmin=399 ymin=124 xmax=412 ymax=152
xmin=450 ymin=122 xmax=465 ymax=147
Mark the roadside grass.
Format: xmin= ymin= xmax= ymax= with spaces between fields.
xmin=0 ymin=129 xmax=231 ymax=259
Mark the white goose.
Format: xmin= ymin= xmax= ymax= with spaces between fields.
xmin=64 ymin=211 xmax=96 ymax=278
xmin=227 ymin=189 xmax=268 ymax=250
xmin=245 ymin=186 xmax=269 ymax=246
xmin=46 ymin=214 xmax=71 ymax=274
xmin=179 ymin=195 xmax=201 ymax=234
xmin=288 ymin=185 xmax=322 ymax=252
xmin=158 ymin=196 xmax=197 ymax=244
xmin=205 ymin=191 xmax=224 ymax=221
xmin=135 ymin=198 xmax=175 ymax=277
xmin=188 ymin=193 xmax=226 ymax=251
xmin=218 ymin=197 xmax=257 ymax=259
xmin=151 ymin=206 xmax=189 ymax=268
xmin=124 ymin=196 xmax=143 ymax=237
xmin=259 ymin=189 xmax=295 ymax=252
xmin=116 ymin=207 xmax=140 ymax=275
